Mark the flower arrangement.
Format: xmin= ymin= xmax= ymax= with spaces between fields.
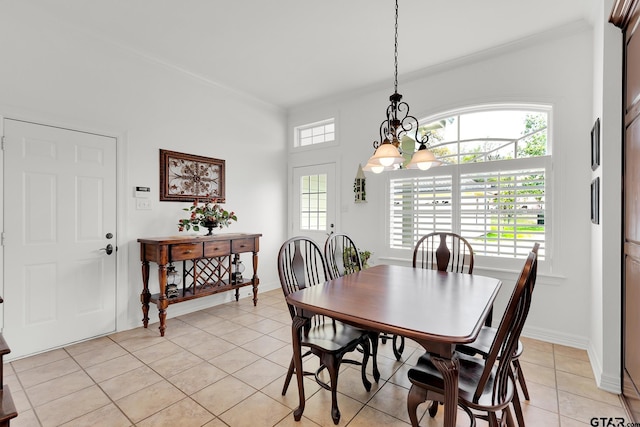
xmin=178 ymin=198 xmax=237 ymax=233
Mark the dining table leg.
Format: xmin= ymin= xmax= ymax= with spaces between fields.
xmin=291 ymin=315 xmax=307 ymax=421
xmin=429 ymin=354 xmax=460 ymax=427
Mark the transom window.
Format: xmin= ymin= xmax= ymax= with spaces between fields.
xmin=390 ymin=106 xmax=550 ymax=260
xmin=295 ymin=119 xmax=335 ymax=147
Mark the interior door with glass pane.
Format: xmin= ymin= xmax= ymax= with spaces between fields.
xmin=292 ymin=164 xmax=336 ymax=245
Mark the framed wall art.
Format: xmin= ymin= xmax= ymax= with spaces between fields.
xmin=591 ymin=118 xmax=600 ymax=171
xmin=159 ymin=149 xmax=225 ymax=202
xmin=591 ymin=177 xmax=599 ymax=225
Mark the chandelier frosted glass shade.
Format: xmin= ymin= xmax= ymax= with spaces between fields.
xmin=368 ymin=141 xmax=405 ymax=167
xmin=363 ymin=162 xmax=385 ymax=174
xmin=406 ymin=146 xmax=443 ymax=170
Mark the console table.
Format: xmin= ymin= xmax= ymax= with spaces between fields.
xmin=138 ymin=233 xmax=261 ymax=336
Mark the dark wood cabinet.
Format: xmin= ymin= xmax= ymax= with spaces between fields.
xmin=0 ymin=299 xmax=17 ymax=426
xmin=611 ymin=0 xmax=640 ymax=420
xmin=138 ymin=233 xmax=261 ymax=336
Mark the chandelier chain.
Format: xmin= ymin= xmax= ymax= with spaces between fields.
xmin=394 ymin=0 xmax=399 ymax=93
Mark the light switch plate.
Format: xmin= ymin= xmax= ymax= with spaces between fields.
xmin=136 ymin=199 xmax=151 ymax=210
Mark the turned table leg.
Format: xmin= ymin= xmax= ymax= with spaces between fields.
xmin=251 ymin=250 xmax=259 ymax=306
xmin=291 ymin=316 xmax=306 ymax=421
xmin=140 ymin=260 xmax=150 ymax=328
xmin=157 ymin=263 xmax=168 ymax=336
xmin=430 ymin=353 xmax=460 ymax=427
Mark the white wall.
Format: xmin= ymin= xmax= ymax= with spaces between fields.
xmin=289 ymin=21 xmax=604 ymax=372
xmin=590 ymin=0 xmax=623 ymax=393
xmin=0 ymin=3 xmax=287 ymax=335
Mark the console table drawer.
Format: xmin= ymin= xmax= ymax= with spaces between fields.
xmin=204 ymin=241 xmax=231 ymax=258
xmin=232 ymin=238 xmax=255 ymax=253
xmin=170 ymin=243 xmax=203 ymax=261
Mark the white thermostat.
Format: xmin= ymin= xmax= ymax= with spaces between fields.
xmin=134 ymin=186 xmax=151 ymax=198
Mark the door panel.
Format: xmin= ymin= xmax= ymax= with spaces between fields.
xmin=627 ymin=118 xmax=640 ymax=240
xmin=3 ymin=119 xmax=117 ymax=358
xmin=627 ymin=25 xmax=640 ymax=115
xmin=626 ymin=117 xmax=640 ymax=416
xmin=624 ymin=8 xmax=640 ymax=418
xmin=612 ymin=1 xmax=640 ymax=418
xmin=626 ymin=250 xmax=640 ymax=389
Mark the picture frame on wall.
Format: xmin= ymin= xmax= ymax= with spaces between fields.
xmin=591 ymin=177 xmax=600 ymax=225
xmin=591 ymin=118 xmax=600 ymax=171
xmin=159 ymin=149 xmax=226 ymax=202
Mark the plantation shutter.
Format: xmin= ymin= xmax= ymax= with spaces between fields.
xmin=390 ymin=175 xmax=453 ymax=249
xmin=460 ymin=168 xmax=545 ymax=257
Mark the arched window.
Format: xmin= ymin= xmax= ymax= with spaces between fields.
xmin=389 ymin=105 xmax=550 ymax=260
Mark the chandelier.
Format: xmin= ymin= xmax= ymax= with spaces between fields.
xmin=364 ymin=0 xmax=442 ymax=173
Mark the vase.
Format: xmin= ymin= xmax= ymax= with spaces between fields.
xmin=203 ymin=220 xmax=218 ymax=236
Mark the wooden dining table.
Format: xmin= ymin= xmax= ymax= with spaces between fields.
xmin=285 ymin=264 xmax=502 ymax=427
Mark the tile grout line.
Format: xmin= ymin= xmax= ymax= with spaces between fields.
xmin=8 ymin=291 xmax=613 ymax=427
xmin=61 ymin=337 xmax=137 ymax=427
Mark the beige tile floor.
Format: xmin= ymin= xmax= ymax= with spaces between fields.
xmin=3 ymin=289 xmax=628 ymax=427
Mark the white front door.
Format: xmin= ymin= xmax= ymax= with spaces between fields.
xmin=2 ymin=119 xmax=117 ymax=358
xmin=292 ymin=163 xmax=336 ymax=246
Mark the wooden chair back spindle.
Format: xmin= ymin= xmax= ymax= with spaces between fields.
xmin=325 ymin=234 xmax=363 ymax=279
xmin=413 ymin=232 xmax=474 ymax=274
xmin=278 ymin=237 xmax=329 ymax=322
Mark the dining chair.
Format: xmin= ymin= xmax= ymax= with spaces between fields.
xmin=278 ymin=236 xmax=373 ymax=425
xmin=324 ymin=234 xmax=381 ymax=376
xmin=456 ymin=242 xmax=540 ymax=426
xmin=410 ymin=231 xmax=481 ymax=393
xmin=413 ymin=231 xmax=479 ymax=417
xmin=407 ymin=247 xmax=538 ymax=427
xmin=412 ymin=231 xmax=475 ymax=274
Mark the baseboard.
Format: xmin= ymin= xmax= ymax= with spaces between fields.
xmin=521 ymin=324 xmax=589 ymax=349
xmin=587 ymin=341 xmax=622 ymax=394
xmin=522 ymin=324 xmax=622 ymax=394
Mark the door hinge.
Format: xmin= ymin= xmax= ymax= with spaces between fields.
xmin=1 ymin=232 xmax=5 ymax=246
xmin=0 ymin=136 xmax=4 ymax=150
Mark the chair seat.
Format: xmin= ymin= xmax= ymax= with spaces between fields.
xmin=301 ymin=321 xmax=369 ymax=354
xmin=408 ymin=351 xmax=515 ymax=411
xmin=456 ymin=326 xmax=523 ymax=359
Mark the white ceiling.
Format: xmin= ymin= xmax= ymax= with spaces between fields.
xmin=30 ymin=0 xmax=595 ymax=110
